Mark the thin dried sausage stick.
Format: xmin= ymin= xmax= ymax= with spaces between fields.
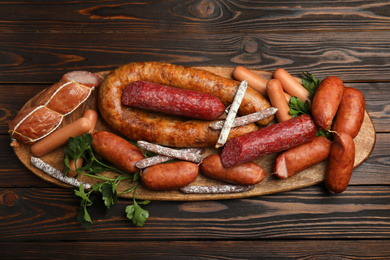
xmin=135 ymin=148 xmax=204 ymax=169
xmin=180 ymin=184 xmax=255 ymax=194
xmin=209 ymin=107 xmax=278 ymax=130
xmin=137 ymin=141 xmax=205 ymax=164
xmin=98 ymin=61 xmax=272 ymax=148
xmin=215 ymin=80 xmax=248 ymax=148
xmin=31 ymin=156 xmax=91 ymax=189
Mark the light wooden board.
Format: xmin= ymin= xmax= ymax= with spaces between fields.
xmin=12 ymin=67 xmax=376 ymax=201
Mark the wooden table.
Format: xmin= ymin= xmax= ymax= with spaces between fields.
xmin=1 ymin=1 xmax=389 ymax=259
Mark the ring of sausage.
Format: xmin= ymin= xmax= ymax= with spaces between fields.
xmin=98 ymin=61 xmax=273 ymax=148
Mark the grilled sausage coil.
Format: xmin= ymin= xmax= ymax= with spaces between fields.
xmin=98 ymin=61 xmax=273 ymax=148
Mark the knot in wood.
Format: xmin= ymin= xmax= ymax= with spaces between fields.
xmin=1 ymin=191 xmax=18 ymax=207
xmin=191 ymin=0 xmax=217 ymax=19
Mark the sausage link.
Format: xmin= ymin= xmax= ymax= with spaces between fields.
xmin=98 ymin=62 xmax=272 ymax=148
xmin=30 ymin=117 xmax=92 ymax=157
xmin=311 ymin=76 xmax=344 ymax=130
xmin=141 ymin=161 xmax=199 ymax=191
xmin=201 ymin=154 xmax=266 ymax=185
xmin=332 ymin=87 xmax=365 ymax=138
xmin=325 ymin=132 xmax=355 ymax=193
xmin=273 ymin=136 xmax=332 ymax=179
xmin=220 ymin=114 xmax=316 ymax=168
xmin=91 ymin=131 xmax=144 ymax=173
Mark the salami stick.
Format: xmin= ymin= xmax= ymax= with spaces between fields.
xmin=135 ymin=148 xmax=205 ymax=169
xmin=210 ymin=107 xmax=278 ymax=130
xmin=30 ymin=156 xmax=91 ymax=189
xmin=180 ymin=184 xmax=255 ymax=194
xmin=215 ymin=80 xmax=248 ymax=148
xmin=137 ymin=141 xmax=205 ymax=163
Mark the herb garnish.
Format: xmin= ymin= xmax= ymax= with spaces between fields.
xmin=64 ymin=133 xmax=150 ymax=229
xmin=288 ymin=72 xmax=331 ymax=139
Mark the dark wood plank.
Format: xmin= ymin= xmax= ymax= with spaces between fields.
xmin=1 ymin=185 xmax=389 ymax=241
xmin=1 ymin=240 xmax=390 ymax=259
xmin=1 ymin=32 xmax=390 ymax=83
xmin=1 ymin=1 xmax=389 ymax=33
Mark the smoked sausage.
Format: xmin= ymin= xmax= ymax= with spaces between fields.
xmin=332 ymin=87 xmax=365 ymax=138
xmin=220 ymin=114 xmax=316 ymax=168
xmin=9 ymin=71 xmax=101 ymax=144
xmin=273 ymin=136 xmax=332 ymax=179
xmin=201 ymin=154 xmax=266 ymax=185
xmin=98 ymin=61 xmax=272 ymax=148
xmin=122 ymin=81 xmax=225 ymax=120
xmin=141 ymin=161 xmax=199 ymax=191
xmin=311 ymin=76 xmax=344 ymax=131
xmin=91 ymin=131 xmax=144 ymax=173
xmin=325 ymin=132 xmax=355 ymax=193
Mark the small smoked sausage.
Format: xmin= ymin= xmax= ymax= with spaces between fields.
xmin=266 ymin=79 xmax=292 ymax=122
xmin=311 ymin=76 xmax=344 ymax=130
xmin=325 ymin=132 xmax=355 ymax=193
xmin=221 ymin=114 xmax=316 ymax=168
xmin=91 ymin=131 xmax=144 ymax=173
xmin=274 ymin=136 xmax=332 ymax=179
xmin=30 ymin=117 xmax=92 ymax=157
xmin=273 ymin=68 xmax=310 ymax=104
xmin=141 ymin=161 xmax=199 ymax=191
xmin=332 ymin=87 xmax=365 ymax=138
xmin=232 ymin=66 xmax=268 ymax=97
xmin=122 ymin=81 xmax=226 ymax=120
xmin=201 ymin=154 xmax=266 ymax=185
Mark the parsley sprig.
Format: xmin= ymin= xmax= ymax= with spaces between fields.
xmin=287 ymin=72 xmax=332 ymax=139
xmin=64 ymin=133 xmax=150 ymax=229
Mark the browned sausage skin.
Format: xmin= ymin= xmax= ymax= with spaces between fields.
xmin=141 ymin=161 xmax=199 ymax=191
xmin=201 ymin=154 xmax=266 ymax=185
xmin=91 ymin=131 xmax=144 ymax=173
xmin=332 ymin=87 xmax=365 ymax=138
xmin=274 ymin=136 xmax=332 ymax=179
xmin=311 ymin=76 xmax=344 ymax=131
xmin=325 ymin=132 xmax=355 ymax=193
xmin=98 ymin=62 xmax=272 ymax=148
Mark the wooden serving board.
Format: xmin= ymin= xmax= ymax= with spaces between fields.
xmin=12 ymin=66 xmax=376 ymax=201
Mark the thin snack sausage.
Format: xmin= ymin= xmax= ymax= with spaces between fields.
xmin=122 ymin=81 xmax=226 ymax=120
xmin=273 ymin=136 xmax=332 ymax=179
xmin=67 ymin=109 xmax=99 ymax=177
xmin=91 ymin=131 xmax=144 ymax=173
xmin=98 ymin=61 xmax=272 ymax=148
xmin=332 ymin=87 xmax=365 ymax=138
xmin=220 ymin=114 xmax=316 ymax=168
xmin=325 ymin=132 xmax=355 ymax=193
xmin=266 ymin=79 xmax=292 ymax=122
xmin=141 ymin=161 xmax=199 ymax=191
xmin=201 ymin=154 xmax=266 ymax=185
xmin=311 ymin=76 xmax=344 ymax=131
xmin=30 ymin=117 xmax=92 ymax=157
xmin=273 ymin=68 xmax=310 ymax=104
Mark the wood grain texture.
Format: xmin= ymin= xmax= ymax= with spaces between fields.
xmin=1 ymin=1 xmax=389 ymax=33
xmin=1 ymin=240 xmax=390 ymax=259
xmin=1 ymin=31 xmax=390 ymax=83
xmin=10 ymin=66 xmax=376 ymax=201
xmin=1 ymin=186 xmax=389 ymax=241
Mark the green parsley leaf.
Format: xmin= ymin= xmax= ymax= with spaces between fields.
xmin=301 ymin=72 xmax=321 ymax=98
xmin=126 ymin=200 xmax=150 ymax=227
xmin=289 ymin=96 xmax=310 ymax=118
